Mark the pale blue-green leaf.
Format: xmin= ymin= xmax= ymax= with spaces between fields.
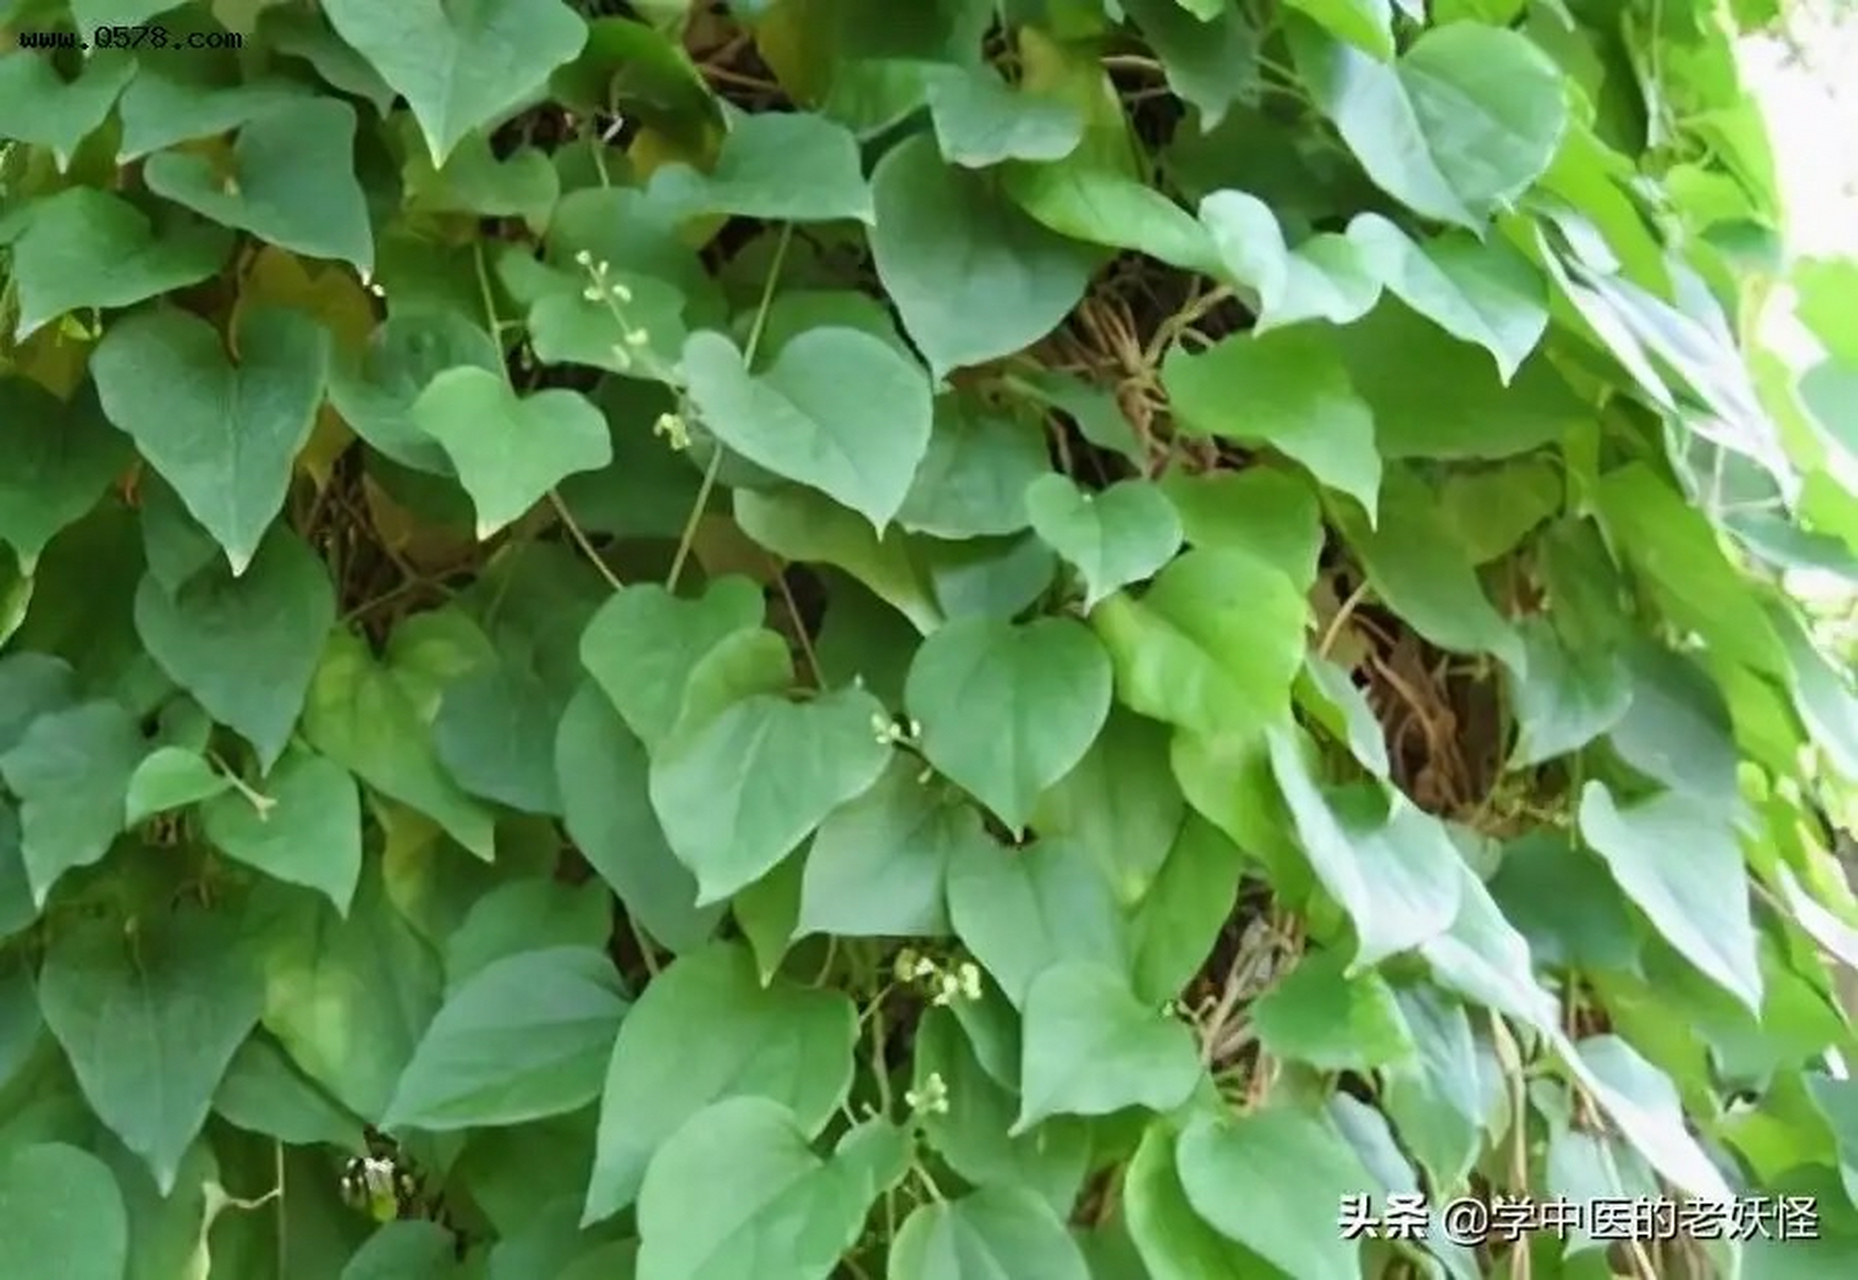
xmin=142 ymin=98 xmax=374 ymax=273
xmin=1346 ymin=213 xmax=1549 ymax=382
xmin=38 ymin=909 xmax=262 ymax=1193
xmin=0 ymin=1143 xmax=128 ymax=1280
xmin=682 ymin=327 xmax=932 ymax=532
xmin=1163 ymin=329 xmax=1380 ymax=517
xmin=584 ymin=942 xmax=856 ymax=1222
xmin=649 ymin=109 xmax=872 ymax=223
xmin=1577 ymin=782 xmax=1762 ymax=1013
xmin=0 ymin=700 xmax=145 ymax=905
xmin=648 ymin=685 xmax=892 ymax=905
xmin=202 ymin=747 xmax=363 ymax=916
xmin=7 ymin=188 xmax=232 ymax=342
xmin=871 ymin=133 xmax=1094 ymax=377
xmin=904 ymin=616 xmax=1113 ymax=833
xmin=1016 ymin=962 xmax=1202 ymax=1132
xmin=1268 ymin=729 xmax=1463 ymax=969
xmin=1293 ymin=21 xmax=1568 ymax=228
xmin=1199 ymin=190 xmax=1379 ymax=330
xmin=320 ymin=0 xmax=589 ymax=165
xmin=926 ymin=64 xmax=1084 ymax=167
xmin=385 ymin=946 xmax=628 ymax=1130
xmin=91 ymin=306 xmax=330 ymax=575
xmin=1025 ymin=475 xmax=1184 ymax=611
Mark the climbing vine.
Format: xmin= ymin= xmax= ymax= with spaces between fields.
xmin=1 ymin=1 xmax=1856 ymax=1277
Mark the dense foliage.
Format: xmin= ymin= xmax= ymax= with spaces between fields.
xmin=1 ymin=0 xmax=1856 ymax=1276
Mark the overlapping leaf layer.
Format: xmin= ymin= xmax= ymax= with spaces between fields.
xmin=1 ymin=1 xmax=1856 ymax=1276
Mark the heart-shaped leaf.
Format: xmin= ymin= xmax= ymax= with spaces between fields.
xmin=91 ymin=306 xmax=331 ymax=575
xmin=1025 ymin=475 xmax=1184 ymax=610
xmin=1200 ymin=191 xmax=1380 ymax=331
xmin=413 ymin=367 xmax=613 ymax=540
xmin=904 ymin=616 xmax=1114 ymax=832
xmin=143 ymin=99 xmax=374 ymax=274
xmin=7 ymin=188 xmax=232 ymax=341
xmin=682 ymin=327 xmax=933 ymax=532
xmin=1015 ymin=962 xmax=1202 ymax=1132
xmin=1293 ymin=21 xmax=1567 ymax=229
xmin=648 ymin=686 xmax=893 ymax=904
xmin=320 ymin=0 xmax=589 ymax=166
xmin=0 ymin=378 xmax=131 ymax=568
xmin=1346 ymin=213 xmax=1549 ymax=382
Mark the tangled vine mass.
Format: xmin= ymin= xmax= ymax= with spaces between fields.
xmin=1 ymin=0 xmax=1857 ymax=1277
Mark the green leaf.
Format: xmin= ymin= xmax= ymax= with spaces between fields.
xmin=1251 ymin=949 xmax=1414 ymax=1072
xmin=202 ymin=747 xmax=364 ymax=916
xmin=143 ymin=99 xmax=374 ymax=273
xmin=1285 ymin=0 xmax=1394 ymax=59
xmin=1157 ymin=468 xmax=1322 ymax=587
xmin=1016 ymin=962 xmax=1202 ymax=1132
xmin=444 ymin=877 xmax=611 ymax=991
xmin=898 ymin=397 xmax=1049 ymax=540
xmin=585 ymin=942 xmax=856 ymax=1222
xmin=648 ymin=109 xmax=873 ymax=223
xmin=0 ymin=700 xmax=145 ymax=905
xmin=302 ymin=629 xmax=498 ymax=860
xmin=1577 ymin=782 xmax=1762 ymax=1013
xmin=1268 ymin=729 xmax=1464 ymax=969
xmin=636 ymin=1097 xmax=881 ymax=1280
xmin=797 ymin=758 xmax=979 ymax=939
xmin=926 ymin=64 xmax=1084 ymax=167
xmin=648 ymin=685 xmax=892 ymax=905
xmin=433 ymin=660 xmax=562 ymax=814
xmin=1333 ymin=470 xmax=1525 ymax=669
xmin=1345 ymin=214 xmax=1549 ymax=382
xmin=735 ymin=487 xmax=944 ymax=635
xmin=91 ymin=306 xmax=331 ymax=575
xmin=0 ymin=1143 xmax=128 ymax=1280
xmin=912 ymin=1009 xmax=1091 ymax=1215
xmin=871 ymin=133 xmax=1094 ymax=377
xmin=257 ymin=868 xmax=444 ymax=1120
xmin=214 ymin=1031 xmax=367 ymax=1149
xmin=38 ymin=908 xmax=263 ymax=1193
xmin=320 ymin=0 xmax=589 ymax=165
xmin=1199 ymin=191 xmax=1380 ymax=331
xmin=1329 ymin=301 xmax=1584 ymax=459
xmin=326 ymin=311 xmax=503 ymax=475
xmin=0 ymin=48 xmax=134 ymax=167
xmin=579 ymin=576 xmax=765 ymax=751
xmin=1000 ymin=161 xmax=1223 ymax=277
xmin=681 ymin=327 xmax=933 ymax=531
xmin=413 ymin=368 xmax=612 ymax=540
xmin=557 ymin=680 xmax=722 ymax=953
xmin=134 ymin=529 xmax=335 ymax=771
xmin=1035 ymin=708 xmax=1186 ymax=906
xmin=1118 ymin=0 xmax=1259 ymax=130
xmin=1163 ymin=329 xmax=1380 ymax=516
xmin=1175 ymin=1108 xmax=1372 ymax=1280
xmin=1596 ymin=463 xmax=1788 ymax=678
xmin=1025 ymin=475 xmax=1184 ymax=611
xmin=7 ymin=188 xmax=231 ymax=342
xmin=1293 ymin=20 xmax=1568 ymax=229
xmin=1091 ymin=548 xmax=1307 ymax=740
xmin=124 ymin=747 xmax=229 ymax=825
xmin=114 ymin=58 xmax=315 ymax=161
xmin=384 ymin=946 xmax=628 ymax=1130
xmin=1505 ymin=617 xmax=1631 ymax=767
xmin=0 ymin=378 xmax=132 ymax=568
xmin=890 ymin=1186 xmax=1092 ymax=1280
xmin=1124 ymin=1122 xmax=1254 ymax=1280
xmin=904 ymin=616 xmax=1113 ymax=833
xmin=1129 ymin=816 xmax=1244 ymax=1005
xmin=946 ymin=837 xmax=1129 ymax=1008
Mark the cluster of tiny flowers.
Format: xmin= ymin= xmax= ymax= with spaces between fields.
xmin=571 ymin=250 xmax=653 ymax=372
xmin=904 ymin=1071 xmax=950 ymax=1117
xmin=870 ymin=712 xmax=921 ymax=746
xmin=893 ymin=948 xmax=983 ymax=1007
